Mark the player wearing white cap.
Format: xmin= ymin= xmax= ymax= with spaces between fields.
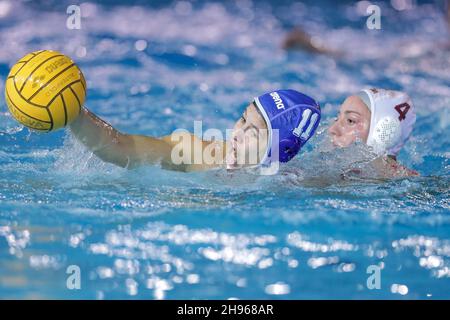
xmin=328 ymin=88 xmax=418 ymax=178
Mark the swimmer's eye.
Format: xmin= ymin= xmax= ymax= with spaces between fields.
xmin=347 ymin=118 xmax=356 ymax=125
xmin=240 ymin=116 xmax=247 ymax=123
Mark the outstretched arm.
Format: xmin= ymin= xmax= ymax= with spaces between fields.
xmin=69 ymin=107 xmax=223 ymax=171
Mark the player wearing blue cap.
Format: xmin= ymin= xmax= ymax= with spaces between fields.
xmin=69 ymin=89 xmax=320 ymax=172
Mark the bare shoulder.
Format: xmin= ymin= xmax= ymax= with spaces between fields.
xmin=378 ymin=157 xmax=420 ymax=178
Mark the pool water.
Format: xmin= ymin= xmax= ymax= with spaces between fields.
xmin=0 ymin=0 xmax=449 ymax=299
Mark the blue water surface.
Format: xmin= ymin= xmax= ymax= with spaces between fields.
xmin=0 ymin=0 xmax=449 ymax=299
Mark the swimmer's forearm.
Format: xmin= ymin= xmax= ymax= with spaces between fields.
xmin=70 ymin=107 xmax=176 ymax=169
xmin=69 ymin=107 xmax=118 ymax=149
xmin=69 ymin=107 xmax=130 ymax=167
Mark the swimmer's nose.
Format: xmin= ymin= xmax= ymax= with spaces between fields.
xmin=328 ymin=121 xmax=339 ymax=137
xmin=328 ymin=121 xmax=342 ymax=147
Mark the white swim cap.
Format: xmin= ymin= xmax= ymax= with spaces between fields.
xmin=357 ymin=88 xmax=416 ymax=156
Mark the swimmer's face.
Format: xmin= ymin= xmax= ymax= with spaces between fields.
xmin=328 ymin=96 xmax=370 ymax=148
xmin=226 ymin=103 xmax=268 ymax=169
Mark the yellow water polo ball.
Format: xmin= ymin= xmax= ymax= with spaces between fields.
xmin=4 ymin=50 xmax=86 ymax=132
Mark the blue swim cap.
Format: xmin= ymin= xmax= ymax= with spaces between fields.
xmin=253 ymin=89 xmax=321 ymax=164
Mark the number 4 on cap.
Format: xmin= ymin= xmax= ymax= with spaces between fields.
xmin=395 ymin=103 xmax=410 ymax=121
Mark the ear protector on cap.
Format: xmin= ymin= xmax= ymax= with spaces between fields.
xmin=279 ymin=138 xmax=302 ymax=162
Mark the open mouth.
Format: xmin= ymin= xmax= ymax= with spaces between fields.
xmin=331 ymin=139 xmax=343 ymax=148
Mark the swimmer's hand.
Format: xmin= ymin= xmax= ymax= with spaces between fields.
xmin=69 ymin=107 xmax=221 ymax=171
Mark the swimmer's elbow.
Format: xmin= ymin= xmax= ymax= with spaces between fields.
xmin=118 ymin=133 xmax=175 ymax=169
xmin=392 ymin=166 xmax=420 ymax=178
xmin=407 ymin=169 xmax=420 ymax=177
xmin=89 ymin=133 xmax=137 ymax=169
xmin=91 ymin=147 xmax=129 ymax=169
